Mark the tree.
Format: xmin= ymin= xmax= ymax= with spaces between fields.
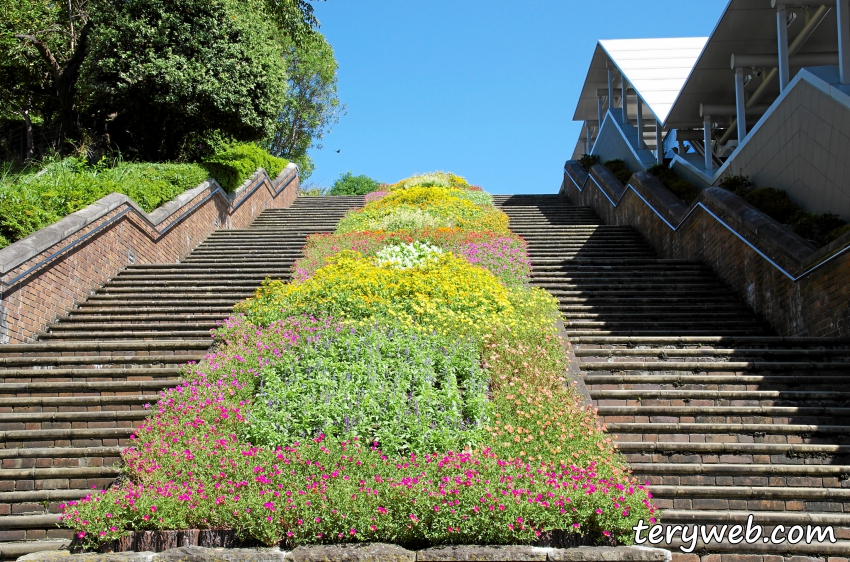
xmin=0 ymin=0 xmax=93 ymax=154
xmin=329 ymin=172 xmax=381 ymax=196
xmin=265 ymin=32 xmax=344 ymax=179
xmin=1 ymin=0 xmax=320 ymax=160
xmin=78 ymin=0 xmax=289 ymax=160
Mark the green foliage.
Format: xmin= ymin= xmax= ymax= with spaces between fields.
xmin=328 ymin=171 xmax=381 ymax=196
xmin=245 ymin=323 xmax=489 ymax=457
xmin=202 ymin=143 xmax=288 ymax=192
xmin=829 ymin=224 xmax=850 ymax=243
xmin=79 ymin=0 xmax=289 ymax=161
xmin=2 ymin=0 xmax=320 ymax=158
xmin=744 ymin=188 xmax=801 ymax=224
xmin=0 ymin=144 xmax=284 ymax=248
xmin=0 ymin=156 xmax=209 ymax=248
xmin=264 ymin=33 xmax=343 ymax=175
xmin=646 ymin=163 xmax=699 ymax=203
xmin=718 ymin=179 xmax=849 ymax=247
xmin=603 ymin=159 xmax=632 ymax=184
xmin=578 ymin=154 xmax=600 ymax=171
xmin=793 ymin=212 xmax=848 ymax=247
xmin=718 ymin=173 xmax=753 ymax=195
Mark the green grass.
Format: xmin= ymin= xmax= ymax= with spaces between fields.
xmin=0 ymin=144 xmax=287 ymax=250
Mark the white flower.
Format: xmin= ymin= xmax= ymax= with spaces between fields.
xmin=376 ymin=241 xmax=444 ymax=269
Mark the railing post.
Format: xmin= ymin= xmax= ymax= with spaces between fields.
xmin=735 ymin=67 xmax=748 ymax=143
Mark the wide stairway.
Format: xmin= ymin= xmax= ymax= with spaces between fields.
xmin=494 ymin=194 xmax=850 ymax=558
xmin=0 ymin=196 xmax=364 ymax=559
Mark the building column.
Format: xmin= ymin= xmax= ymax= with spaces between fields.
xmin=607 ymin=66 xmax=615 ymax=111
xmin=636 ymin=96 xmax=644 ymax=149
xmin=735 ymin=67 xmax=747 ymax=143
xmin=838 ymin=0 xmax=850 ymax=84
xmin=585 ymin=121 xmax=591 ymax=154
xmin=703 ymin=115 xmax=714 ymax=171
xmin=777 ymin=5 xmax=791 ymax=90
xmin=597 ymin=96 xmax=604 ymax=130
xmin=655 ymin=120 xmax=663 ymax=164
xmin=621 ymin=78 xmax=629 ymax=126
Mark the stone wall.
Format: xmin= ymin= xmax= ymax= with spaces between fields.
xmin=561 ymin=160 xmax=850 ymax=337
xmin=0 ymin=165 xmax=300 ymax=344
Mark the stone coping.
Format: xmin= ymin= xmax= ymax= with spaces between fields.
xmin=18 ymin=544 xmax=671 ymax=562
xmin=562 ymin=160 xmax=850 ymax=279
xmin=0 ymin=163 xmax=298 ymax=279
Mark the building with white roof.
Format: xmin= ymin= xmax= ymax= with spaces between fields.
xmin=572 ymin=0 xmax=850 ymax=220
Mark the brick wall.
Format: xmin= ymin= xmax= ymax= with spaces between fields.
xmin=562 ymin=161 xmax=850 ymax=337
xmin=0 ymin=165 xmax=300 ymax=344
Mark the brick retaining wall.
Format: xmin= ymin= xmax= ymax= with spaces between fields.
xmin=0 ymin=165 xmax=300 ymax=344
xmin=561 ymin=161 xmax=850 ymax=337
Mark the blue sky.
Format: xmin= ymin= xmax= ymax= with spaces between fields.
xmin=307 ymin=1 xmax=728 ymax=194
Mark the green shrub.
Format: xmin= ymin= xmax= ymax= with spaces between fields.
xmin=0 ymin=157 xmax=210 ymax=249
xmin=328 ymin=171 xmax=381 ymax=195
xmin=793 ymin=213 xmax=847 ymax=247
xmin=828 ymin=224 xmax=850 ymax=243
xmin=718 ymin=173 xmax=753 ymax=195
xmin=578 ymin=154 xmax=600 ymax=171
xmin=646 ymin=163 xmax=699 ymax=203
xmin=202 ymin=143 xmax=288 ymax=192
xmin=744 ymin=188 xmax=801 ymax=224
xmin=603 ymin=159 xmax=632 ymax=184
xmin=244 ymin=323 xmax=489 ymax=456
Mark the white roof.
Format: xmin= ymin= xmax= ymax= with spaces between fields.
xmin=598 ymin=37 xmax=708 ymax=123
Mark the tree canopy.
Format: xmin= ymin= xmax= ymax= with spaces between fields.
xmin=264 ymin=32 xmax=343 ymax=180
xmin=0 ymin=0 xmax=339 ymax=165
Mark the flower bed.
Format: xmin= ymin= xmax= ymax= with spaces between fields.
xmin=62 ymin=171 xmax=656 ymax=550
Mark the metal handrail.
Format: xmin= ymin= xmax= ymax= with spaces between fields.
xmin=566 ymin=167 xmax=850 ymax=281
xmin=0 ymin=170 xmax=298 ymax=292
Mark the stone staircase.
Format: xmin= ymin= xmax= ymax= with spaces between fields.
xmin=0 ymin=195 xmax=364 ymax=559
xmin=493 ymin=194 xmax=850 ymax=558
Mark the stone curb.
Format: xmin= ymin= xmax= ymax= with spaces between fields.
xmin=17 ymin=544 xmax=671 ymax=562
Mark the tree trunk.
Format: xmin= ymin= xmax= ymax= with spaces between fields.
xmin=21 ymin=99 xmax=34 ymax=161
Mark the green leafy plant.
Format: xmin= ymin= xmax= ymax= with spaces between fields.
xmin=328 ymin=172 xmax=382 ymax=196
xmin=744 ymin=188 xmax=801 ymax=224
xmin=0 ymin=157 xmax=210 ymax=249
xmin=718 ymin=173 xmax=753 ymax=195
xmin=203 ymin=143 xmax=288 ymax=192
xmin=792 ymin=212 xmax=848 ymax=247
xmin=603 ymin=160 xmax=632 ymax=185
xmin=646 ymin=164 xmax=699 ymax=203
xmin=578 ymin=154 xmax=600 ymax=171
xmin=245 ymin=323 xmax=489 ymax=456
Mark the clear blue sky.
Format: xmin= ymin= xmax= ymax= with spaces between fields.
xmin=307 ymin=1 xmax=728 ymax=194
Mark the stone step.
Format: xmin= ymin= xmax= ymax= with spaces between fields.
xmin=632 ymin=462 xmax=850 ymax=477
xmin=67 ymin=307 xmax=234 ymax=316
xmin=566 ymin=324 xmax=764 ymax=334
xmin=0 ymin=340 xmax=208 ymax=354
xmin=39 ymin=331 xmax=212 ymax=341
xmin=615 ymin=441 xmax=850 ymax=456
xmin=0 ymin=466 xmax=122 ymax=481
xmin=577 ymin=348 xmax=850 ymax=358
xmin=0 ymin=367 xmax=179 ymax=378
xmin=592 ymin=389 xmax=850 ymax=401
xmin=584 ymin=373 xmax=850 ymax=387
xmin=583 ymin=361 xmax=850 ymax=371
xmin=598 ymin=405 xmax=850 ymax=417
xmin=48 ymin=323 xmax=217 ymax=332
xmin=661 ymin=509 xmax=850 ymax=525
xmin=607 ymin=421 xmax=850 ymax=436
xmin=0 ymin=395 xmax=156 ymax=408
xmin=0 ymin=380 xmax=180 ymax=394
xmin=0 ymin=427 xmax=135 ymax=443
